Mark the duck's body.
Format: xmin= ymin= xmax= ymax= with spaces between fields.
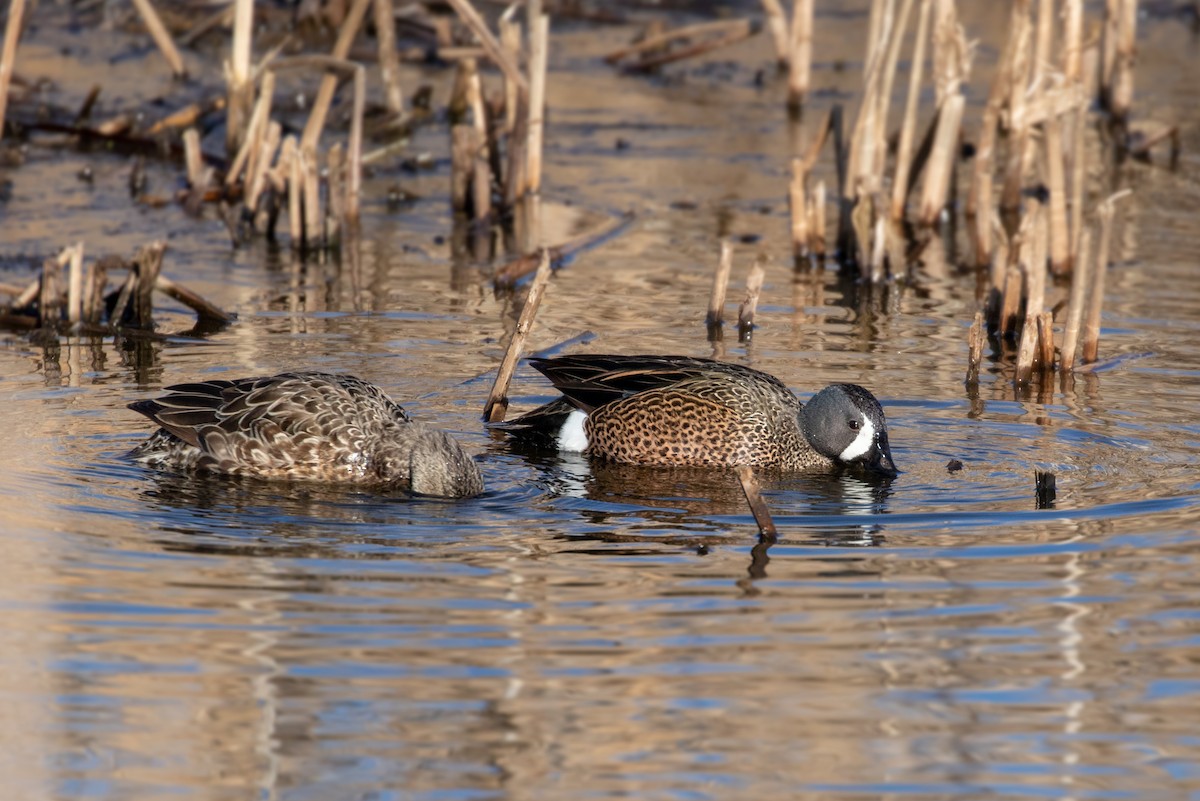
xmin=128 ymin=372 xmax=483 ymax=498
xmin=498 ymin=354 xmax=897 ymax=476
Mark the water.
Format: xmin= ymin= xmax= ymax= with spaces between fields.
xmin=2 ymin=4 xmax=1200 ymax=800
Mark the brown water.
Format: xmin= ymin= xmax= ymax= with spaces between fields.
xmin=3 ymin=4 xmax=1200 ymax=800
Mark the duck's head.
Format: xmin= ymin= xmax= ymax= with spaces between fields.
xmin=396 ymin=425 xmax=485 ymax=499
xmin=801 ymin=383 xmax=898 ymax=478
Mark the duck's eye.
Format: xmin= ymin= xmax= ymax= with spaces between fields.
xmin=848 ymin=419 xmax=861 ymax=430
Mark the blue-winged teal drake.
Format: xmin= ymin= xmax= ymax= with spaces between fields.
xmin=128 ymin=372 xmax=484 ymax=498
xmin=498 ymin=354 xmax=898 ymax=477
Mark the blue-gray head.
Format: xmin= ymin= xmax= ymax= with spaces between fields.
xmin=801 ymin=383 xmax=898 ymax=477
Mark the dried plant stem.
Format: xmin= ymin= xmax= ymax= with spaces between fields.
xmin=738 ymin=258 xmax=766 ymax=341
xmin=1000 ymin=0 xmax=1033 ymax=216
xmin=1062 ymin=0 xmax=1084 ymax=83
xmin=917 ymin=92 xmax=963 ymax=225
xmin=156 ymin=275 xmax=232 ymax=324
xmin=0 ymin=0 xmax=28 ymax=141
xmin=760 ymin=0 xmax=790 ymax=67
xmin=1068 ymin=104 xmax=1088 ymax=265
xmin=1045 ymin=113 xmax=1070 ymax=275
xmin=372 ymin=0 xmax=404 ymax=117
xmin=891 ymin=0 xmax=933 ymax=221
xmin=1081 ymin=192 xmax=1130 ymax=363
xmin=789 ymin=159 xmax=809 ymax=261
xmin=225 ymin=71 xmax=275 ymax=188
xmin=707 ymin=240 xmax=734 ymax=328
xmin=129 ymin=0 xmax=187 ymax=78
xmin=300 ymin=0 xmax=371 ymax=153
xmin=788 ymin=0 xmax=814 ymax=112
xmin=66 ymin=244 xmax=84 ymax=325
xmin=1014 ymin=202 xmax=1047 ymax=383
xmin=445 ymin=0 xmax=528 ymax=95
xmin=1105 ymin=0 xmax=1138 ymax=119
xmin=226 ymin=0 xmax=255 ymax=157
xmin=605 ymin=19 xmax=749 ymax=65
xmin=737 ymin=466 xmax=778 ymax=538
xmin=810 ymin=180 xmax=827 ymax=260
xmin=1060 ymin=227 xmax=1092 ymax=371
xmin=466 ymin=62 xmax=492 ymax=221
xmin=966 ymin=310 xmax=985 ymax=381
xmin=484 ymin=250 xmax=553 ymax=422
xmin=525 ymin=14 xmax=549 ymax=197
xmin=183 ymin=128 xmax=205 ymax=187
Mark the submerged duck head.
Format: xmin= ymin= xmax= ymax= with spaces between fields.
xmin=800 ymin=383 xmax=898 ymax=477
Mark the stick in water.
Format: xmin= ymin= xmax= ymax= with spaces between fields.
xmin=484 ymin=250 xmax=553 ymax=422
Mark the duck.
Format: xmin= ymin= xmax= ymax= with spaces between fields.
xmin=127 ymin=371 xmax=484 ymax=498
xmin=496 ymin=354 xmax=898 ymax=477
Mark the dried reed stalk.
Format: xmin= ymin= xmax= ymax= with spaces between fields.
xmin=133 ymin=242 xmax=166 ymax=328
xmin=891 ymin=0 xmax=933 ymax=221
xmin=605 ymin=19 xmax=751 ymax=66
xmin=1104 ymin=0 xmax=1138 ymax=120
xmin=499 ymin=12 xmax=522 ymax=136
xmin=156 ymin=275 xmax=232 ymax=324
xmin=917 ymin=92 xmax=963 ymax=225
xmin=845 ymin=0 xmax=890 ymax=202
xmin=445 ymin=0 xmax=528 ymax=94
xmin=810 ymin=179 xmax=827 ymax=260
xmin=467 ymin=62 xmax=492 ymax=222
xmin=1062 ymin=0 xmax=1084 ymax=83
xmin=301 ymin=145 xmax=321 ymax=250
xmin=183 ymin=128 xmax=205 ymax=187
xmin=1068 ymin=103 xmax=1088 ymax=265
xmin=1014 ymin=201 xmax=1047 ymax=383
xmin=300 ymin=0 xmax=371 ymax=153
xmin=129 ymin=0 xmax=187 ymax=78
xmin=760 ymin=0 xmax=790 ymax=67
xmin=225 ymin=71 xmax=275 ymax=188
xmin=66 ymin=244 xmax=84 ymax=325
xmin=1045 ymin=113 xmax=1070 ymax=275
xmin=737 ymin=465 xmax=778 ymax=539
xmin=738 ymin=258 xmax=766 ymax=341
xmin=287 ymin=137 xmax=302 ymax=245
xmin=966 ymin=310 xmax=985 ymax=381
xmin=345 ymin=66 xmax=365 ymax=232
xmin=788 ymin=0 xmax=814 ymax=113
xmin=1081 ymin=192 xmax=1130 ymax=363
xmin=246 ymin=120 xmax=282 ymax=212
xmin=484 ymin=250 xmax=553 ymax=422
xmin=1059 ymin=226 xmax=1091 ymax=371
xmin=789 ymin=158 xmax=808 ymax=261
xmin=707 ymin=240 xmax=734 ymax=329
xmin=525 ymin=14 xmax=550 ymax=197
xmin=40 ymin=257 xmax=63 ymax=327
xmin=373 ymin=0 xmax=404 ymax=117
xmin=999 ymin=0 xmax=1033 ymax=217
xmin=226 ymin=0 xmax=255 ymax=157
xmin=0 ymin=0 xmax=26 ymax=142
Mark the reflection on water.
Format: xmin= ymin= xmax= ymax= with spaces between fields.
xmin=2 ymin=5 xmax=1200 ymax=801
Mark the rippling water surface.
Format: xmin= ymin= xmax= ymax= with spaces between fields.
xmin=2 ymin=3 xmax=1200 ymax=800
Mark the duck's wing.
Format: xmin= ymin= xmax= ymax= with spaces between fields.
xmin=127 ymin=373 xmax=408 ymax=452
xmin=528 ymin=354 xmax=730 ymax=412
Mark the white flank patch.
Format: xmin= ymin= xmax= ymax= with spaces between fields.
xmin=557 ymin=409 xmax=590 ymax=452
xmin=839 ymin=415 xmax=876 ymax=462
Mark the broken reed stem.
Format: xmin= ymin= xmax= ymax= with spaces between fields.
xmin=301 ymin=145 xmax=321 ymax=250
xmin=707 ymin=239 xmax=734 ymax=330
xmin=129 ymin=0 xmax=187 ymax=78
xmin=525 ymin=14 xmax=549 ymax=197
xmin=917 ymin=92 xmax=963 ymax=225
xmin=891 ymin=0 xmax=933 ymax=222
xmin=444 ymin=0 xmax=528 ymax=95
xmin=760 ymin=0 xmax=790 ymax=67
xmin=1063 ymin=0 xmax=1084 ymax=84
xmin=183 ymin=128 xmax=205 ymax=187
xmin=738 ymin=258 xmax=766 ymax=341
xmin=66 ymin=244 xmax=84 ymax=325
xmin=788 ymin=0 xmax=814 ymax=113
xmin=226 ymin=0 xmax=255 ymax=157
xmin=1045 ymin=113 xmax=1070 ymax=276
xmin=465 ymin=61 xmax=491 ymax=222
xmin=966 ymin=310 xmax=985 ymax=381
xmin=1014 ymin=201 xmax=1047 ymax=384
xmin=1000 ymin=0 xmax=1034 ymax=216
xmin=155 ymin=274 xmax=232 ymax=324
xmin=0 ymin=0 xmax=27 ymax=142
xmin=1060 ymin=226 xmax=1092 ymax=371
xmin=789 ymin=158 xmax=808 ymax=261
xmin=1081 ymin=192 xmax=1130 ymax=363
xmin=499 ymin=13 xmax=522 ymax=136
xmin=484 ymin=250 xmax=553 ymax=423
xmin=225 ymin=70 xmax=275 ymax=188
xmin=300 ymin=0 xmax=371 ymax=153
xmin=810 ymin=179 xmax=827 ymax=260
xmin=1105 ymin=0 xmax=1138 ymax=120
xmin=372 ymin=0 xmax=405 ymax=117
xmin=606 ymin=19 xmax=752 ymax=66
xmin=737 ymin=465 xmax=778 ymax=539
xmin=287 ymin=137 xmax=302 ymax=245
xmin=345 ymin=66 xmax=365 ymax=232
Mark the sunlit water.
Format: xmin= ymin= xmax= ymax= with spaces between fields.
xmin=2 ymin=4 xmax=1200 ymax=800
